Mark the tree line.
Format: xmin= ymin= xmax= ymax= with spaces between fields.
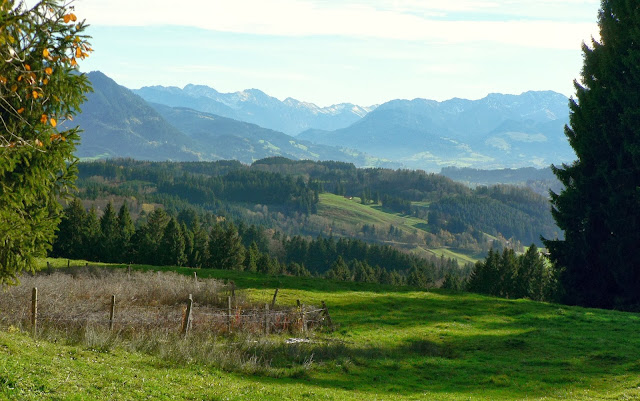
xmin=466 ymin=245 xmax=557 ymax=301
xmin=51 ymin=200 xmax=464 ymax=288
xmin=74 ymin=158 xmax=557 ymax=250
xmin=78 ymin=159 xmax=318 ymax=215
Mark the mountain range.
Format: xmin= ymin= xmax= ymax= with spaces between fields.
xmin=74 ymin=71 xmax=392 ymax=166
xmin=134 ymin=84 xmax=375 ymax=136
xmin=297 ymin=92 xmax=575 ymax=170
xmin=74 ymin=71 xmax=575 ymax=171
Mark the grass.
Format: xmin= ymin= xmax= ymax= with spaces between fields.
xmin=419 ymin=246 xmax=481 ymax=265
xmin=318 ymin=193 xmax=425 ymax=232
xmin=2 ymin=261 xmax=640 ymax=400
xmin=317 ymin=193 xmax=481 ymax=264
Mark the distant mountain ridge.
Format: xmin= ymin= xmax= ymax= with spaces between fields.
xmin=297 ymin=90 xmax=575 ymax=171
xmin=75 ymin=71 xmax=393 ymax=167
xmin=79 ymin=71 xmax=574 ymax=171
xmin=133 ymin=84 xmax=376 ymax=136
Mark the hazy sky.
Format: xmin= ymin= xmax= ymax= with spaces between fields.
xmin=72 ymin=0 xmax=601 ymax=107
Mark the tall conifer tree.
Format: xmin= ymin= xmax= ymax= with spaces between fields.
xmin=544 ymin=0 xmax=640 ymax=309
xmin=117 ymin=203 xmax=135 ymax=261
xmin=0 ymin=0 xmax=92 ymax=284
xmin=53 ymin=199 xmax=87 ymax=259
xmin=99 ymin=202 xmax=119 ymax=262
xmin=159 ymin=217 xmax=186 ymax=267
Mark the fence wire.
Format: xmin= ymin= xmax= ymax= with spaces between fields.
xmin=0 ymin=267 xmax=333 ymax=336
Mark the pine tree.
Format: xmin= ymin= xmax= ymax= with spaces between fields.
xmin=84 ymin=206 xmax=101 ymax=261
xmin=497 ymin=248 xmax=518 ymax=298
xmin=133 ymin=208 xmax=170 ymax=264
xmin=190 ymin=218 xmax=208 ymax=268
xmin=159 ymin=217 xmax=186 ymax=267
xmin=117 ymin=202 xmax=135 ymax=262
xmin=181 ymin=223 xmax=194 ymax=267
xmin=519 ymin=245 xmax=547 ymax=301
xmin=544 ymin=1 xmax=640 ymax=309
xmin=53 ymin=199 xmax=87 ymax=259
xmin=99 ymin=202 xmax=119 ymax=262
xmin=0 ymin=1 xmax=92 ymax=284
xmin=468 ymin=249 xmax=499 ymax=294
xmin=325 ymin=256 xmax=351 ymax=281
xmin=244 ymin=241 xmax=259 ymax=272
xmin=207 ymin=223 xmax=245 ymax=270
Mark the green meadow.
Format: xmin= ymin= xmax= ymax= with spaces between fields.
xmin=317 ymin=193 xmax=482 ymax=266
xmin=1 ymin=260 xmax=639 ymax=400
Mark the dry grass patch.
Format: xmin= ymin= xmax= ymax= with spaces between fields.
xmin=0 ymin=267 xmax=329 ymax=377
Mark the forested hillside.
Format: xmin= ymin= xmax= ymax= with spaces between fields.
xmin=70 ymin=158 xmax=557 ymax=264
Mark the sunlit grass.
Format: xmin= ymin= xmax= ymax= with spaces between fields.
xmin=2 ymin=261 xmax=640 ymax=400
xmin=318 ymin=193 xmax=480 ymax=265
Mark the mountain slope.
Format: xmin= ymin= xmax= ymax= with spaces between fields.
xmin=147 ymin=103 xmax=393 ymax=166
xmin=134 ymin=84 xmax=375 ymax=135
xmin=75 ymin=71 xmax=200 ymax=161
xmin=75 ymin=71 xmax=389 ymax=166
xmin=298 ymin=91 xmax=575 ymax=170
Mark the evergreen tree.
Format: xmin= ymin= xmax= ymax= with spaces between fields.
xmin=133 ymin=208 xmax=170 ymax=264
xmin=518 ymin=245 xmax=546 ymax=301
xmin=467 ymin=248 xmax=499 ymax=294
xmin=53 ymin=199 xmax=87 ymax=259
xmin=497 ymin=248 xmax=518 ymax=298
xmin=159 ymin=217 xmax=186 ymax=267
xmin=0 ymin=0 xmax=92 ymax=284
xmin=207 ymin=222 xmax=245 ymax=270
xmin=325 ymin=256 xmax=351 ymax=281
xmin=544 ymin=0 xmax=640 ymax=309
xmin=84 ymin=206 xmax=101 ymax=261
xmin=189 ymin=217 xmax=208 ymax=268
xmin=442 ymin=272 xmax=463 ymax=291
xmin=181 ymin=223 xmax=194 ymax=267
xmin=244 ymin=241 xmax=259 ymax=272
xmin=99 ymin=202 xmax=119 ymax=262
xmin=407 ymin=266 xmax=431 ymax=289
xmin=117 ymin=202 xmax=135 ymax=262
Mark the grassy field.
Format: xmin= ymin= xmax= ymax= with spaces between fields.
xmin=318 ymin=193 xmax=427 ymax=232
xmin=1 ymin=261 xmax=640 ymax=400
xmin=317 ymin=193 xmax=481 ymax=265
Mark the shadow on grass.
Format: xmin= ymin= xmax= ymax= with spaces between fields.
xmin=126 ymin=264 xmax=415 ymax=294
xmin=240 ymin=294 xmax=640 ymax=398
xmin=62 ymin=263 xmax=640 ymax=398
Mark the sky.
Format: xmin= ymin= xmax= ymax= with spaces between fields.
xmin=70 ymin=0 xmax=601 ymax=107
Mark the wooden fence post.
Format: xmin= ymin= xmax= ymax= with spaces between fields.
xmin=227 ymin=296 xmax=232 ymax=334
xmin=270 ymin=288 xmax=279 ymax=309
xmin=264 ymin=303 xmax=270 ymax=335
xmin=321 ymin=301 xmax=334 ymax=331
xmin=230 ymin=281 xmax=236 ymax=305
xmin=193 ymin=271 xmax=197 ymax=286
xmin=67 ymin=259 xmax=70 ymax=268
xmin=109 ymin=295 xmax=116 ymax=331
xmin=297 ymin=299 xmax=306 ymax=334
xmin=181 ymin=294 xmax=193 ymax=335
xmin=31 ymin=287 xmax=38 ymax=338
xmin=127 ymin=264 xmax=131 ymax=277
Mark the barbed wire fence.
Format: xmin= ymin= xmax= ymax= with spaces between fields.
xmin=1 ymin=265 xmax=334 ymax=339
